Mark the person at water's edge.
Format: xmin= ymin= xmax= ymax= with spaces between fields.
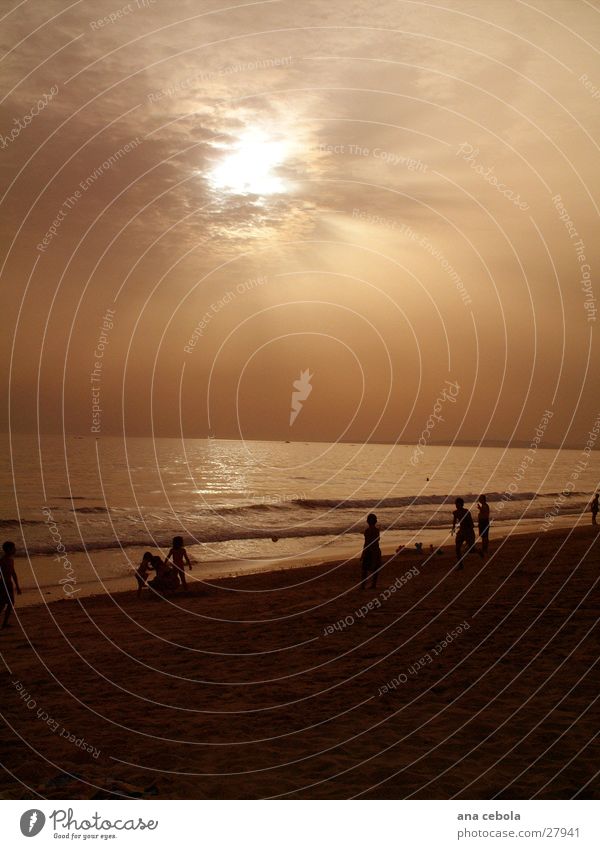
xmin=361 ymin=513 xmax=382 ymax=590
xmin=452 ymin=499 xmax=479 ymax=569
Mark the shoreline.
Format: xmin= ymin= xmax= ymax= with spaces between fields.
xmin=16 ymin=512 xmax=594 ymax=610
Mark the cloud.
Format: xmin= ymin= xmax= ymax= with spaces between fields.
xmin=0 ymin=0 xmax=598 ymax=443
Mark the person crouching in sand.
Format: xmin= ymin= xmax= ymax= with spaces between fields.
xmin=165 ymin=536 xmax=192 ymax=588
xmin=361 ymin=513 xmax=382 ymax=590
xmin=452 ymin=498 xmax=478 ymax=569
xmin=148 ymin=554 xmax=180 ymax=597
xmin=0 ymin=541 xmax=21 ymax=629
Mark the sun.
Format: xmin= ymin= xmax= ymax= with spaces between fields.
xmin=208 ymin=129 xmax=288 ymax=197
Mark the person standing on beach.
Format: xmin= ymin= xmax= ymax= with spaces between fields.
xmin=0 ymin=541 xmax=21 ymax=629
xmin=452 ymin=498 xmax=477 ymax=569
xmin=590 ymin=493 xmax=599 ymax=526
xmin=165 ymin=536 xmax=192 ymax=588
xmin=361 ymin=513 xmax=382 ymax=590
xmin=477 ymin=494 xmax=491 ymax=555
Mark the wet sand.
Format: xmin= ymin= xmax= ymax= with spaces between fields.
xmin=18 ymin=513 xmax=582 ymax=607
xmin=1 ymin=525 xmax=599 ymax=799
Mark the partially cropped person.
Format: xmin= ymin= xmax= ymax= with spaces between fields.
xmin=0 ymin=541 xmax=21 ymax=629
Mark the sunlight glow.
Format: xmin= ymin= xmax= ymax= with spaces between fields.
xmin=208 ymin=129 xmax=288 ymax=196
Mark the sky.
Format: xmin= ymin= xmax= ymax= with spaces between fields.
xmin=1 ymin=0 xmax=599 ymax=448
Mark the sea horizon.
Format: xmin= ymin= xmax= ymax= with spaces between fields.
xmin=4 ymin=431 xmax=596 ymax=452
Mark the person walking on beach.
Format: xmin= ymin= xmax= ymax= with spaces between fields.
xmin=0 ymin=541 xmax=21 ymax=629
xmin=590 ymin=493 xmax=599 ymax=526
xmin=452 ymin=498 xmax=477 ymax=569
xmin=477 ymin=494 xmax=491 ymax=555
xmin=361 ymin=513 xmax=382 ymax=590
xmin=165 ymin=536 xmax=192 ymax=588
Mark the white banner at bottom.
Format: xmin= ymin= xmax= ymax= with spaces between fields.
xmin=0 ymin=799 xmax=598 ymax=847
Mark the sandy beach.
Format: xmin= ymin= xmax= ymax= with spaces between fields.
xmin=1 ymin=524 xmax=599 ymax=800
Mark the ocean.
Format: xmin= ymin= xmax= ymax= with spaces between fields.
xmin=1 ymin=435 xmax=596 ymax=603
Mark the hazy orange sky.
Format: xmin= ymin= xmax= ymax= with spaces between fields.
xmin=1 ymin=0 xmax=599 ymax=447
